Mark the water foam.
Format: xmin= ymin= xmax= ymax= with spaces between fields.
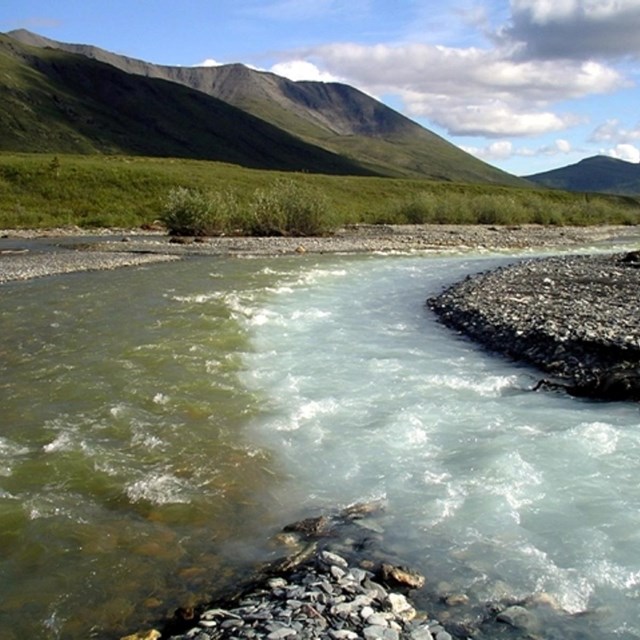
xmin=125 ymin=471 xmax=191 ymax=505
xmin=572 ymin=421 xmax=619 ymax=456
xmin=0 ymin=437 xmax=29 ymax=477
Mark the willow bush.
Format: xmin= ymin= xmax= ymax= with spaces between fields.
xmin=161 ymin=187 xmax=240 ymax=236
xmin=247 ymin=178 xmax=332 ymax=236
xmin=162 ymin=179 xmax=334 ymax=236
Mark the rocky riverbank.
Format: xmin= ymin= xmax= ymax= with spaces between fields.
xmin=1 ymin=224 xmax=639 ymax=284
xmin=428 ymin=251 xmax=640 ymax=401
xmin=122 ymin=503 xmax=599 ymax=640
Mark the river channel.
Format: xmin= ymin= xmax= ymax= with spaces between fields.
xmin=0 ymin=248 xmax=639 ymax=639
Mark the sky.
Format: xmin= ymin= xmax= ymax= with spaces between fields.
xmin=3 ymin=0 xmax=640 ymax=176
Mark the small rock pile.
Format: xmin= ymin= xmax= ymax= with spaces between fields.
xmin=165 ymin=549 xmax=445 ymax=640
xmin=121 ymin=503 xmax=615 ymax=640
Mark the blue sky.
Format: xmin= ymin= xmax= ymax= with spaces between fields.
xmin=3 ymin=0 xmax=640 ymax=176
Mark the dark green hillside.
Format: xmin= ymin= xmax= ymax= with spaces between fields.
xmin=7 ymin=29 xmax=527 ymax=187
xmin=525 ymin=156 xmax=640 ymax=195
xmin=0 ymin=35 xmax=375 ymax=175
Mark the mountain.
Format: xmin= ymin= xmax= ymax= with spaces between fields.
xmin=525 ymin=156 xmax=640 ymax=195
xmin=6 ymin=29 xmax=527 ymax=186
xmin=0 ymin=34 xmax=375 ymax=175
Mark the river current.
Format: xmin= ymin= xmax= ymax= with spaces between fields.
xmin=0 ymin=248 xmax=639 ymax=639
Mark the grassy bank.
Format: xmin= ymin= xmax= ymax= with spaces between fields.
xmin=0 ymin=153 xmax=638 ymax=232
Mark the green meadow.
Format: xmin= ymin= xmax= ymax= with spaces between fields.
xmin=0 ymin=153 xmax=638 ymax=233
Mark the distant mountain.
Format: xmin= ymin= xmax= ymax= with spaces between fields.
xmin=6 ymin=29 xmax=527 ymax=186
xmin=525 ymin=156 xmax=640 ymax=195
xmin=0 ymin=34 xmax=375 ymax=175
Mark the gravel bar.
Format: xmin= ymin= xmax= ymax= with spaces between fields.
xmin=65 ymin=224 xmax=640 ymax=256
xmin=0 ymin=249 xmax=180 ymax=284
xmin=428 ymin=251 xmax=640 ymax=401
xmin=2 ymin=224 xmax=638 ymax=285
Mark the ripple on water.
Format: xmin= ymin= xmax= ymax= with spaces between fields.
xmin=125 ymin=471 xmax=193 ymax=505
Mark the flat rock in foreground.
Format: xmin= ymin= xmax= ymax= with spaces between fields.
xmin=427 ymin=251 xmax=640 ymax=401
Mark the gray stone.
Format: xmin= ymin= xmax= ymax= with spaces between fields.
xmin=330 ymin=631 xmax=359 ymax=639
xmin=496 ymin=605 xmax=539 ymax=631
xmin=321 ymin=550 xmax=349 ymax=569
xmin=409 ymin=627 xmax=434 ymax=640
xmin=266 ymin=628 xmax=297 ymax=639
xmin=386 ymin=593 xmax=416 ymax=621
xmin=360 ymin=605 xmax=375 ymax=619
xmin=363 ymin=624 xmax=391 ymax=639
xmin=366 ymin=613 xmax=389 ymax=627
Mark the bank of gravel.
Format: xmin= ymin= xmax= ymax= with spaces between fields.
xmin=58 ymin=223 xmax=640 ymax=256
xmin=2 ymin=224 xmax=638 ymax=285
xmin=0 ymin=249 xmax=180 ymax=284
xmin=427 ymin=251 xmax=640 ymax=401
xmin=123 ymin=504 xmax=596 ymax=640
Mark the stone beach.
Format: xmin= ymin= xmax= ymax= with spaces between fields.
xmin=1 ymin=223 xmax=638 ymax=285
xmin=427 ymin=250 xmax=640 ymax=401
xmin=124 ymin=503 xmax=601 ymax=640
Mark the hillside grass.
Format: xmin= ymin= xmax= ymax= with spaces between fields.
xmin=0 ymin=153 xmax=638 ymax=232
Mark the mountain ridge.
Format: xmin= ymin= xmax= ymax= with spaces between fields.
xmin=0 ymin=34 xmax=376 ymax=175
xmin=525 ymin=155 xmax=640 ymax=195
xmin=6 ymin=29 xmax=527 ymax=186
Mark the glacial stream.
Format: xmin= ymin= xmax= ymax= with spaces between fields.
xmin=0 ymin=248 xmax=639 ymax=639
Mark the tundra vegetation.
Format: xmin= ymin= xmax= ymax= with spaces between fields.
xmin=0 ymin=153 xmax=638 ymax=234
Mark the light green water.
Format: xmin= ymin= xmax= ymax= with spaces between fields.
xmin=0 ymin=257 xmax=298 ymax=639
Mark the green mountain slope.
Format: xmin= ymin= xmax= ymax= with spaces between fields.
xmin=7 ymin=29 xmax=527 ymax=186
xmin=0 ymin=35 xmax=376 ymax=175
xmin=525 ymin=156 xmax=640 ymax=195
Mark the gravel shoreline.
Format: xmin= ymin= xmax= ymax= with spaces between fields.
xmin=1 ymin=224 xmax=638 ymax=285
xmin=124 ymin=504 xmax=598 ymax=640
xmin=428 ymin=251 xmax=640 ymax=401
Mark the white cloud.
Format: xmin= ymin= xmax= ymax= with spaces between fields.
xmin=194 ymin=58 xmax=223 ymax=68
xmin=463 ymin=138 xmax=573 ymax=160
xmin=591 ymin=119 xmax=640 ymax=143
xmin=290 ymin=42 xmax=622 ymax=137
xmin=608 ymin=143 xmax=640 ymax=163
xmin=409 ymin=102 xmax=576 ymax=137
xmin=503 ymin=0 xmax=640 ymax=59
xmin=270 ymin=60 xmax=341 ymax=82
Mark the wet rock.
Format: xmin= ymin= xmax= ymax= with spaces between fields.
xmin=283 ymin=515 xmax=332 ymax=537
xmin=441 ymin=594 xmax=469 ymax=607
xmin=621 ymin=250 xmax=640 ymax=263
xmin=120 ymin=630 xmax=161 ymax=640
xmin=496 ymin=605 xmax=539 ymax=632
xmin=341 ymin=500 xmax=387 ymax=520
xmin=380 ymin=564 xmax=426 ymax=590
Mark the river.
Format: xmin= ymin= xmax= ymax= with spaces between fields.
xmin=0 ymin=248 xmax=639 ymax=639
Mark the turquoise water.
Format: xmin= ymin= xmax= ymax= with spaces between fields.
xmin=0 ymin=251 xmax=639 ymax=638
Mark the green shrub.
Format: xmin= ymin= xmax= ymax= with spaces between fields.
xmin=389 ymin=193 xmax=436 ymax=224
xmin=161 ymin=187 xmax=239 ymax=236
xmin=247 ymin=178 xmax=333 ymax=236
